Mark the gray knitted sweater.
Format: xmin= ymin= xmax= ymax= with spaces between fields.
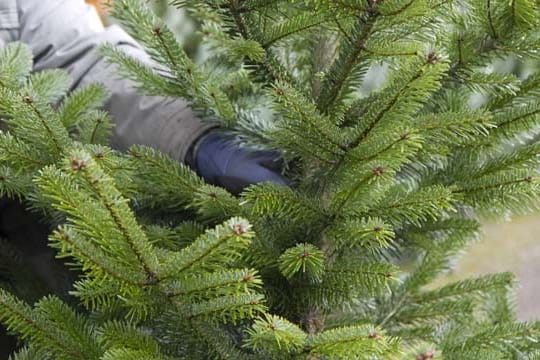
xmin=0 ymin=0 xmax=212 ymax=162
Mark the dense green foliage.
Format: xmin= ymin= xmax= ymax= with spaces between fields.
xmin=1 ymin=0 xmax=540 ymax=359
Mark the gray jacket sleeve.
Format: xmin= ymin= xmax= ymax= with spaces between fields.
xmin=3 ymin=0 xmax=214 ymax=162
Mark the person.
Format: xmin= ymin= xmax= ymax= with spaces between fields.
xmin=0 ymin=1 xmax=285 ymax=356
xmin=0 ymin=0 xmax=286 ymax=193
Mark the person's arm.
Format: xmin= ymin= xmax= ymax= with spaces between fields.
xmin=15 ymin=0 xmax=214 ymax=162
xmin=2 ymin=0 xmax=286 ymax=193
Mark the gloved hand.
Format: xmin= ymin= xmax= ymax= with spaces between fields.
xmin=188 ymin=130 xmax=288 ymax=194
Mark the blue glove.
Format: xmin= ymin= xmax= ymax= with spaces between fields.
xmin=189 ymin=131 xmax=288 ymax=194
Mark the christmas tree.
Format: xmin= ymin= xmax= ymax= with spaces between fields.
xmin=1 ymin=0 xmax=540 ymax=358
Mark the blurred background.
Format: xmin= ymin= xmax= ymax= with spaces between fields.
xmin=449 ymin=216 xmax=540 ymax=321
xmin=93 ymin=0 xmax=540 ymax=321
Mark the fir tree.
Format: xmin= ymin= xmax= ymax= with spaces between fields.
xmin=1 ymin=0 xmax=540 ymax=359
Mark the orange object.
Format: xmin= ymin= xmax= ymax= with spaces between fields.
xmin=86 ymin=0 xmax=109 ymax=18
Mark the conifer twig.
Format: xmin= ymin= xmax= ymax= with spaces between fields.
xmin=316 ymin=15 xmax=378 ymax=113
